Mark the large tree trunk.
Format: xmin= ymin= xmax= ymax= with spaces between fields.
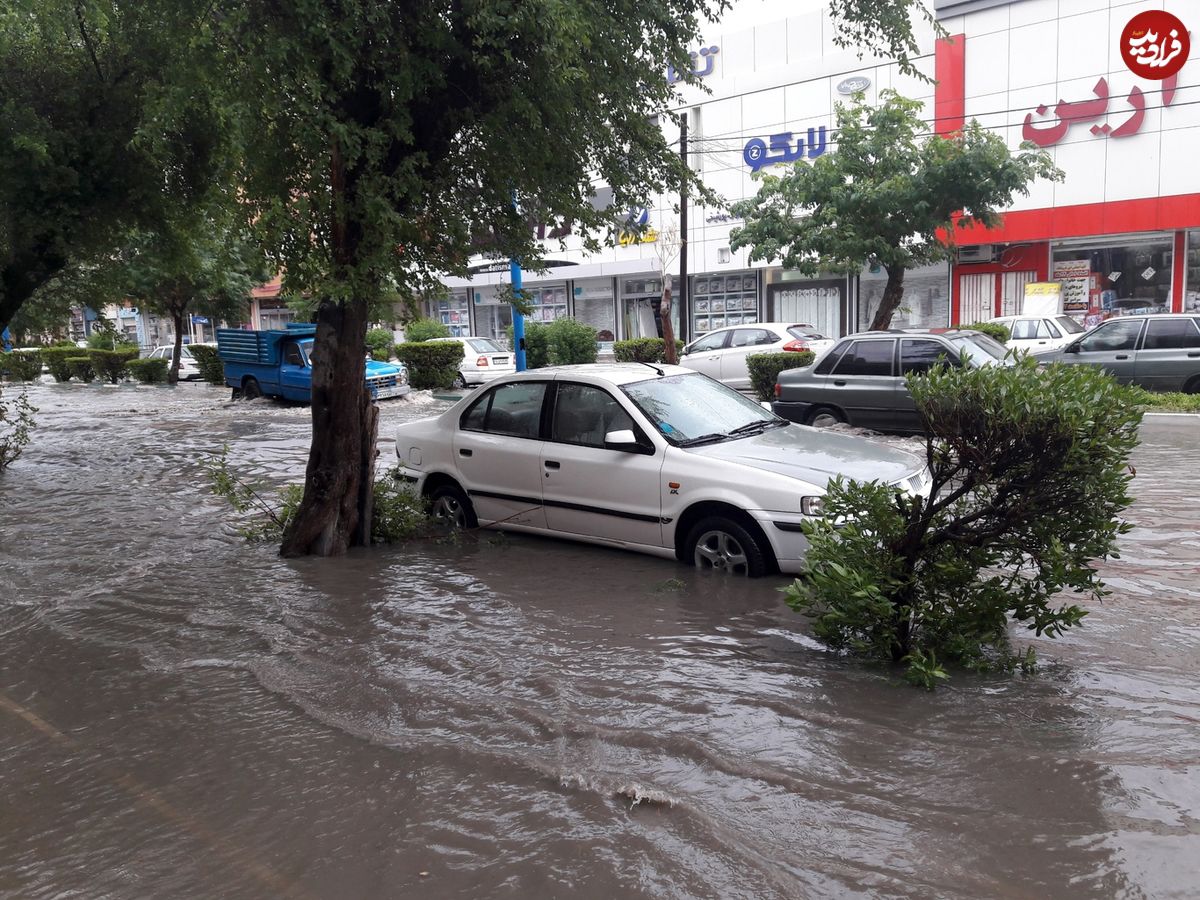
xmin=660 ymin=285 xmax=677 ymax=364
xmin=279 ymin=137 xmax=376 ymax=558
xmin=868 ymin=266 xmax=907 ymax=332
xmin=169 ymin=307 xmax=185 ymax=385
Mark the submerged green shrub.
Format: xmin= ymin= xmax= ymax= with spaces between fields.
xmin=403 ymin=317 xmax=450 ymax=343
xmin=2 ymin=351 xmax=42 ymax=382
xmin=746 ymin=351 xmax=816 ymax=402
xmin=41 ymin=348 xmax=76 ymax=382
xmin=128 ymin=357 xmax=170 ymax=384
xmin=612 ymin=337 xmax=685 ymax=363
xmin=88 ymin=349 xmax=131 ymax=383
xmin=394 ymin=341 xmax=465 ymax=390
xmin=188 ymin=344 xmax=226 ymax=385
xmin=787 ymin=357 xmax=1141 ymax=687
xmin=963 ymin=322 xmax=1010 ymax=344
xmin=67 ymin=356 xmax=95 ymax=382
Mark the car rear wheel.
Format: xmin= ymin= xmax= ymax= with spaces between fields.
xmin=452 ymin=372 xmax=467 ymax=389
xmin=806 ymin=406 xmax=845 ymax=428
xmin=686 ymin=516 xmax=769 ymax=577
xmin=428 ymin=482 xmax=477 ymax=529
xmin=241 ymin=377 xmax=262 ymax=400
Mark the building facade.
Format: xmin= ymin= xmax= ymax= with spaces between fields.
xmin=938 ymin=0 xmax=1198 ymax=324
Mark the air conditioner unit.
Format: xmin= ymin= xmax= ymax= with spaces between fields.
xmin=957 ymin=244 xmax=993 ymax=264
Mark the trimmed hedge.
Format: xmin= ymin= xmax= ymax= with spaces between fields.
xmin=89 ymin=349 xmax=134 ymax=384
xmin=128 ymin=357 xmax=170 ymax=384
xmin=404 ymin=317 xmax=450 ymax=343
xmin=67 ymin=356 xmax=95 ymax=382
xmin=510 ymin=318 xmax=599 ymax=368
xmin=964 ymin=322 xmax=1010 ymax=344
xmin=188 ymin=344 xmax=226 ymax=385
xmin=395 ymin=341 xmax=465 ymax=390
xmin=614 ymin=337 xmax=685 ymax=363
xmin=366 ymin=328 xmax=394 ymax=361
xmin=3 ymin=350 xmax=43 ymax=382
xmin=41 ymin=347 xmax=77 ymax=382
xmin=746 ymin=351 xmax=816 ymax=403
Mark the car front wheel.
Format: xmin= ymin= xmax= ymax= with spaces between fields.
xmin=428 ymin=482 xmax=478 ymax=529
xmin=686 ymin=516 xmax=769 ymax=577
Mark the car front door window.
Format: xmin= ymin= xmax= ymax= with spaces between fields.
xmin=552 ymin=383 xmax=638 ymax=449
xmin=900 ymin=339 xmax=953 ymax=375
xmin=1079 ymin=320 xmax=1143 ymax=352
xmin=688 ymin=331 xmax=728 ymax=353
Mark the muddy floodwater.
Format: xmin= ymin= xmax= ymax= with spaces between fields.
xmin=1 ymin=381 xmax=1198 ymax=899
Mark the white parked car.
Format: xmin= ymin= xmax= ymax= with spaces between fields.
xmin=427 ymin=336 xmax=516 ymax=386
xmin=394 ymin=364 xmax=930 ymax=577
xmin=146 ymin=344 xmax=207 ymax=380
xmin=680 ymin=322 xmax=837 ymax=391
xmin=987 ymin=314 xmax=1085 ymax=354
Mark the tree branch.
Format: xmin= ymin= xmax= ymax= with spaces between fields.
xmin=74 ymin=1 xmax=106 ymax=82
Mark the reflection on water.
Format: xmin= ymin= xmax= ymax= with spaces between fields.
xmin=1 ymin=383 xmax=1197 ymax=899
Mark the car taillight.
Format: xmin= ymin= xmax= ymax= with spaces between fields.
xmin=477 ymin=356 xmax=489 ymax=366
xmin=782 ymin=340 xmax=810 ymax=352
xmin=774 ymin=382 xmax=782 ymax=398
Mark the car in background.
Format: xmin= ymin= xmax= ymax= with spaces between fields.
xmin=772 ymin=329 xmax=1012 ymax=433
xmin=1033 ymin=313 xmax=1200 ymax=392
xmin=987 ymin=314 xmax=1084 ymax=353
xmin=427 ymin=336 xmax=516 ymax=387
xmin=679 ymin=322 xmax=836 ymax=391
xmin=394 ymin=364 xmax=929 ymax=577
xmin=147 ymin=344 xmax=205 ymax=380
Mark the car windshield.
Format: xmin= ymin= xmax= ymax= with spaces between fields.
xmin=469 ymin=338 xmax=505 ymax=353
xmin=948 ymin=333 xmax=1012 ymax=366
xmin=621 ymin=372 xmax=783 ymax=446
xmin=1055 ymin=316 xmax=1085 ymax=334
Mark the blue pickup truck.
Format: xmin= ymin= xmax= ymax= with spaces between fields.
xmin=217 ymin=325 xmax=410 ymax=402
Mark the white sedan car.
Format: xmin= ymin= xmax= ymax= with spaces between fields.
xmin=394 ymin=364 xmax=929 ymax=577
xmin=427 ymin=336 xmax=516 ymax=386
xmin=147 ymin=344 xmax=205 ymax=380
xmin=679 ymin=322 xmax=837 ymax=391
xmin=987 ymin=314 xmax=1085 ymax=354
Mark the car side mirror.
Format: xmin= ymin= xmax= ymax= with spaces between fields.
xmin=604 ymin=429 xmax=643 ymax=452
xmin=1064 ymin=343 xmax=1080 ymax=354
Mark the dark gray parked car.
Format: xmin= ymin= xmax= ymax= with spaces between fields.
xmin=1032 ymin=314 xmax=1200 ymax=393
xmin=772 ymin=329 xmax=1011 ymax=433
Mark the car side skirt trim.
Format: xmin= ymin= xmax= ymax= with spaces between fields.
xmin=468 ymin=489 xmax=670 ymax=525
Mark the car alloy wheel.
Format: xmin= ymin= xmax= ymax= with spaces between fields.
xmin=686 ymin=515 xmax=770 ymax=577
xmin=427 ymin=483 xmax=477 ymax=529
xmin=807 ymin=406 xmax=845 ymax=428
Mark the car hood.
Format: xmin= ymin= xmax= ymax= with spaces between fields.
xmin=366 ymin=359 xmax=403 ymax=376
xmin=687 ymin=424 xmax=921 ymax=485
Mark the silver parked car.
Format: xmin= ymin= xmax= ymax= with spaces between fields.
xmin=680 ymin=322 xmax=836 ymax=391
xmin=772 ymin=330 xmax=1011 ymax=433
xmin=1033 ymin=314 xmax=1200 ymax=392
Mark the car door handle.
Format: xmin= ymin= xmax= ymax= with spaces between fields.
xmin=1115 ymin=354 xmax=1129 ymax=360
xmin=544 ymin=460 xmax=560 ymax=469
xmin=833 ymin=380 xmax=847 ymax=386
xmin=1189 ymin=352 xmax=1200 ymax=358
xmin=459 ymin=448 xmax=473 ymax=457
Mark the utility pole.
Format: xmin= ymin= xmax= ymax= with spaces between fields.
xmin=679 ymin=112 xmax=689 ymax=345
xmin=510 ymin=257 xmax=527 ymax=372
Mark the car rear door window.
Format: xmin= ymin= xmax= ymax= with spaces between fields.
xmin=461 ymin=382 xmax=547 ymax=438
xmin=814 ymin=341 xmax=849 ymax=375
xmin=900 ymin=339 xmax=953 ymax=374
xmin=1142 ymin=318 xmax=1200 ymax=349
xmin=730 ymin=329 xmax=773 ymax=348
xmin=1079 ymin=320 xmax=1144 ymax=352
xmin=1011 ymin=320 xmax=1038 ymax=340
xmin=832 ymin=339 xmax=895 ymax=376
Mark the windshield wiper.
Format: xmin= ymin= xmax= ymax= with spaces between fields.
xmin=677 ymin=432 xmax=729 ymax=447
xmin=728 ymin=419 xmax=786 ymax=437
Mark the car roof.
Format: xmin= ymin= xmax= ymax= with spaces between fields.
xmin=698 ymin=321 xmax=818 ymax=334
xmin=495 ymin=362 xmax=697 ymax=387
xmin=836 ymin=329 xmax=978 ymax=338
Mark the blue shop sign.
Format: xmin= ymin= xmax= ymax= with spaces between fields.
xmin=743 ymin=127 xmax=828 ymax=172
xmin=667 ymin=46 xmax=720 ymax=84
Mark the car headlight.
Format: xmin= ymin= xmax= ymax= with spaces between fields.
xmin=801 ymin=495 xmax=825 ymax=516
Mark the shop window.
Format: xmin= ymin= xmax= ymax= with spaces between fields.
xmin=833 ymin=339 xmax=895 ymax=376
xmin=692 ymin=272 xmax=757 ymax=336
xmin=1187 ymin=232 xmax=1200 ymax=313
xmin=1079 ymin=319 xmax=1144 ymax=352
xmin=622 ymin=276 xmax=679 ymax=340
xmin=573 ymin=280 xmax=616 ymax=344
xmin=1053 ymin=239 xmax=1172 ymax=317
xmin=432 ymin=291 xmax=472 ymax=337
xmin=1143 ymin=318 xmax=1200 ymax=350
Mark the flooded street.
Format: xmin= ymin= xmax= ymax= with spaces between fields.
xmin=1 ymin=381 xmax=1197 ymax=899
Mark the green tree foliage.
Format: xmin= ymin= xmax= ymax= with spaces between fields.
xmin=395 ymin=342 xmax=465 ymax=390
xmin=0 ymin=383 xmax=36 ymax=471
xmin=403 ymin=318 xmax=451 ymax=343
xmin=731 ymin=92 xmax=1063 ymax=330
xmin=787 ymin=358 xmax=1141 ymax=687
xmin=0 ymin=0 xmax=233 ymax=332
xmin=745 ymin=351 xmax=815 ymax=403
xmin=85 ymin=318 xmax=137 ymax=351
xmin=365 ymin=328 xmax=394 ymax=361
